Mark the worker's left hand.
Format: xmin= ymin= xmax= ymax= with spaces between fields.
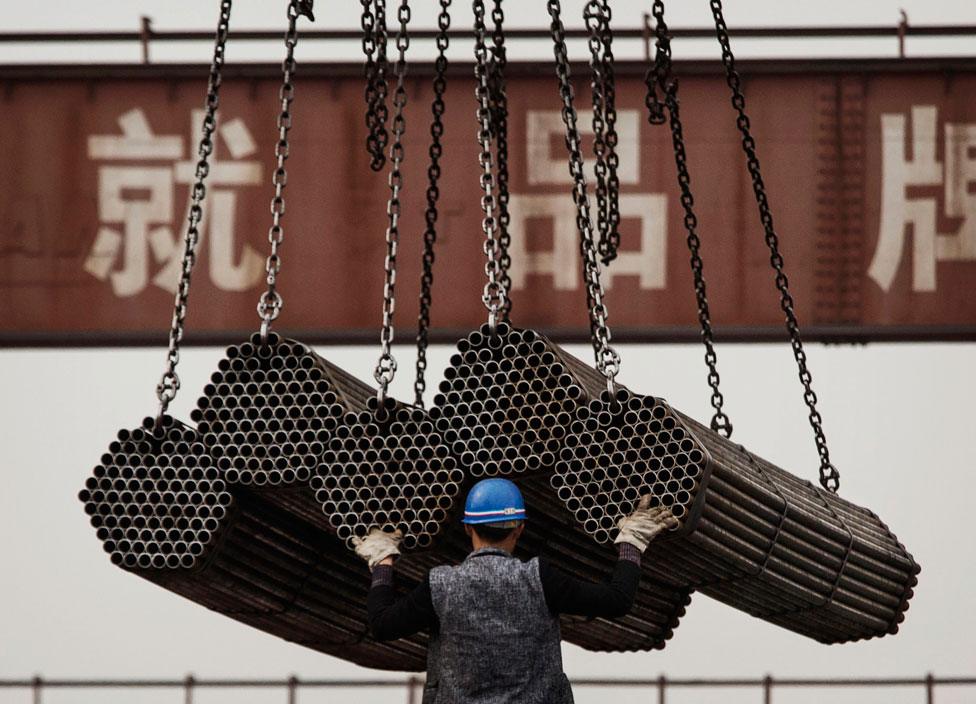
xmin=614 ymin=496 xmax=679 ymax=552
xmin=352 ymin=528 xmax=403 ymax=570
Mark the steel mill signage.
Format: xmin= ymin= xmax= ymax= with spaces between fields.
xmin=1 ymin=63 xmax=975 ymax=343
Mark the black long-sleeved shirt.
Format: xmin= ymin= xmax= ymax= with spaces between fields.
xmin=367 ymin=545 xmax=642 ymax=642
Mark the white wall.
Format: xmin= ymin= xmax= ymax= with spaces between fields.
xmin=1 ymin=341 xmax=972 ymax=703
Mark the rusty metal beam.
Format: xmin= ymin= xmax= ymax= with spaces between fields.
xmin=2 ymin=57 xmax=976 ymax=82
xmin=3 ymin=324 xmax=976 ymax=349
xmin=1 ymin=24 xmax=975 ymax=44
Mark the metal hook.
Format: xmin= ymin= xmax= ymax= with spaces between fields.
xmin=296 ymin=0 xmax=315 ymax=21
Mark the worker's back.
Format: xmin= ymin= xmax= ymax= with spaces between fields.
xmin=425 ymin=547 xmax=573 ymax=704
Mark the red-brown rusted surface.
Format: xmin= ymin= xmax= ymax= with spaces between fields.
xmin=1 ymin=62 xmax=975 ymax=344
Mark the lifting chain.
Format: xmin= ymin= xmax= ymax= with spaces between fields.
xmin=488 ymin=0 xmax=512 ymax=320
xmin=473 ymin=0 xmax=507 ymax=331
xmin=645 ymin=0 xmax=732 ymax=438
xmin=709 ymin=0 xmax=839 ymax=492
xmin=414 ymin=0 xmax=451 ymax=408
xmin=546 ymin=0 xmax=620 ymax=395
xmin=256 ymin=0 xmax=309 ymax=343
xmin=155 ymin=0 xmax=233 ymax=424
xmin=584 ymin=0 xmax=621 ymax=265
xmin=373 ymin=0 xmax=411 ymax=408
xmin=362 ymin=0 xmax=390 ymax=171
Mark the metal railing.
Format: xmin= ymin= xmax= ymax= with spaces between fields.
xmin=0 ymin=15 xmax=974 ymax=63
xmin=2 ymin=674 xmax=974 ymax=703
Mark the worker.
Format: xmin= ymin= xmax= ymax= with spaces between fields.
xmin=352 ymin=477 xmax=678 ymax=703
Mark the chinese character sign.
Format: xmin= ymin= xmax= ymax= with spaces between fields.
xmin=1 ymin=68 xmax=975 ymax=343
xmin=869 ymin=105 xmax=976 ymax=292
xmin=85 ymin=107 xmax=264 ymax=297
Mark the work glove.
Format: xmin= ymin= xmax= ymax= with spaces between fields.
xmin=352 ymin=528 xmax=403 ymax=570
xmin=614 ymin=496 xmax=679 ymax=552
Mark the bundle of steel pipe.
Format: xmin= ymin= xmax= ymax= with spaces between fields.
xmin=311 ymin=396 xmax=465 ymax=551
xmin=659 ymin=411 xmax=918 ymax=643
xmin=432 ymin=323 xmax=602 ymax=478
xmin=426 ymin=323 xmax=693 ymax=651
xmin=552 ymin=387 xmax=707 ymax=545
xmin=549 ymin=387 xmax=920 ymax=643
xmin=80 ymin=418 xmax=428 ymax=671
xmin=78 ymin=415 xmax=235 ymax=570
xmin=192 ymin=332 xmax=374 ymax=527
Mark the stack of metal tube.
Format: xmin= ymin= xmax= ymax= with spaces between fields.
xmin=432 ymin=323 xmax=918 ymax=645
xmin=79 ymin=414 xmax=430 ymax=671
xmin=545 ymin=379 xmax=919 ymax=643
xmin=80 ymin=323 xmax=918 ymax=664
xmin=311 ymin=396 xmax=465 ymax=550
xmin=552 ymin=387 xmax=706 ymax=545
xmin=432 ymin=325 xmax=580 ymax=477
xmin=429 ymin=323 xmax=694 ymax=651
xmin=78 ymin=416 xmax=235 ymax=570
xmin=641 ymin=412 xmax=919 ymax=643
xmin=191 ymin=332 xmax=374 ymax=525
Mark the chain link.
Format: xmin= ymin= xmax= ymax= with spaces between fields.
xmin=256 ymin=0 xmax=307 ymax=342
xmin=644 ymin=1 xmax=732 ymax=438
xmin=362 ymin=0 xmax=390 ymax=171
xmin=373 ymin=0 xmax=410 ymax=406
xmin=488 ymin=0 xmax=512 ymax=320
xmin=645 ymin=1 xmax=670 ymax=126
xmin=414 ymin=0 xmax=451 ymax=408
xmin=585 ymin=0 xmax=621 ymax=265
xmin=546 ymin=0 xmax=620 ymax=391
xmin=473 ymin=0 xmax=507 ymax=330
xmin=709 ymin=0 xmax=838 ymax=491
xmin=155 ymin=0 xmax=233 ymax=424
xmin=360 ymin=0 xmax=380 ymax=169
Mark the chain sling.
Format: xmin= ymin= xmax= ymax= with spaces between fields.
xmin=155 ymin=0 xmax=233 ymax=424
xmin=413 ymin=0 xmax=452 ymax=408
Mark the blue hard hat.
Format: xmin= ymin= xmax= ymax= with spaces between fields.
xmin=462 ymin=478 xmax=527 ymax=525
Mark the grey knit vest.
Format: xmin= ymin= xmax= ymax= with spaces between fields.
xmin=424 ymin=548 xmax=574 ymax=704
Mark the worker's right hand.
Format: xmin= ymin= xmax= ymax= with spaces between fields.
xmin=352 ymin=528 xmax=403 ymax=570
xmin=614 ymin=496 xmax=679 ymax=552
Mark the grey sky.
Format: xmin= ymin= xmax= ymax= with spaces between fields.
xmin=1 ymin=1 xmax=975 ymax=702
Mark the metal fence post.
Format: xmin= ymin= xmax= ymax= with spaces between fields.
xmin=897 ymin=10 xmax=908 ymax=58
xmin=287 ymin=675 xmax=298 ymax=704
xmin=657 ymin=674 xmax=666 ymax=704
xmin=406 ymin=675 xmax=421 ymax=704
xmin=926 ymin=672 xmax=935 ymax=704
xmin=184 ymin=674 xmax=194 ymax=704
xmin=642 ymin=12 xmax=652 ymax=62
xmin=140 ymin=16 xmax=152 ymax=64
xmin=763 ymin=674 xmax=773 ymax=704
xmin=31 ymin=675 xmax=42 ymax=704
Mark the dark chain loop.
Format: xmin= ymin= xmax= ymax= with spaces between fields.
xmin=709 ymin=0 xmax=838 ymax=491
xmin=414 ymin=0 xmax=451 ymax=408
xmin=473 ymin=0 xmax=507 ymax=329
xmin=546 ymin=0 xmax=619 ymax=392
xmin=360 ymin=0 xmax=383 ymax=170
xmin=645 ymin=1 xmax=732 ymax=438
xmin=363 ymin=0 xmax=390 ymax=171
xmin=256 ymin=0 xmax=308 ymax=342
xmin=645 ymin=0 xmax=671 ymax=125
xmin=585 ymin=0 xmax=621 ymax=265
xmin=374 ymin=0 xmax=410 ymax=405
xmin=155 ymin=0 xmax=233 ymax=423
xmin=488 ymin=0 xmax=512 ymax=320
